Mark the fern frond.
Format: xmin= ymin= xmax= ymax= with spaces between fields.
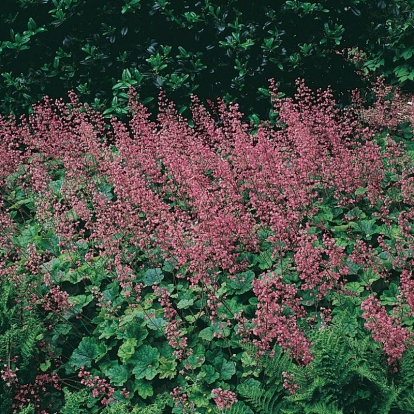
xmin=394 ymin=346 xmax=414 ymax=412
xmin=236 ymin=343 xmax=299 ymax=414
xmin=285 ymin=313 xmax=394 ymax=413
xmin=60 ymin=388 xmax=91 ymax=414
xmin=219 ymin=400 xmax=254 ymax=414
xmin=304 ymin=401 xmax=343 ymax=414
xmin=15 ymin=404 xmax=35 ymax=414
xmin=21 ymin=324 xmax=42 ymax=360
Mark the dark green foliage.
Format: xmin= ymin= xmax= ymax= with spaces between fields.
xmin=394 ymin=347 xmax=414 ymax=412
xmin=58 ymin=388 xmax=168 ymax=413
xmin=237 ymin=345 xmax=295 ymax=414
xmin=358 ymin=0 xmax=414 ymax=90
xmin=1 ymin=0 xmax=412 ymax=120
xmin=236 ymin=314 xmax=414 ymax=414
xmin=284 ymin=316 xmax=394 ymax=414
xmin=0 ymin=276 xmax=45 ymax=413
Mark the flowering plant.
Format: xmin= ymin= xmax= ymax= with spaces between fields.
xmin=0 ymin=79 xmax=414 ymax=413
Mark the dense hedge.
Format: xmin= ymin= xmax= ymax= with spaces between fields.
xmin=1 ymin=0 xmax=413 ymax=120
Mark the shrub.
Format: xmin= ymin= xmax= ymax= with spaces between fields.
xmin=355 ymin=0 xmax=414 ymax=90
xmin=0 ymin=82 xmax=414 ymax=412
xmin=1 ymin=0 xmax=412 ymax=120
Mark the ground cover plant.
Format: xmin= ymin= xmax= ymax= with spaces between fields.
xmin=0 ymin=80 xmax=414 ymax=413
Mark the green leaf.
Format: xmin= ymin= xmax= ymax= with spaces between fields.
xmin=380 ymin=283 xmax=399 ymax=306
xmin=158 ymin=357 xmax=177 ymax=379
xmin=146 ymin=316 xmax=165 ymax=330
xmin=214 ymin=356 xmax=236 ymax=380
xmin=68 ymin=337 xmax=106 ymax=370
xmin=211 ymin=323 xmax=230 ymax=338
xmin=228 ymin=270 xmax=255 ymax=294
xmin=132 ymin=345 xmax=160 ymax=380
xmin=253 ymin=250 xmax=273 ymax=270
xmin=68 ymin=294 xmax=93 ymax=314
xmin=198 ymin=326 xmax=214 ymax=341
xmin=361 ymin=268 xmax=380 ymax=286
xmin=98 ymin=320 xmax=117 ymax=339
xmin=355 ymin=187 xmax=367 ymax=195
xmin=344 ymin=282 xmax=364 ymax=295
xmin=340 ymin=314 xmax=359 ymax=337
xmin=184 ymin=353 xmax=205 ymax=369
xmin=117 ymin=321 xmax=148 ymax=344
xmin=358 ymin=219 xmax=378 ymax=237
xmin=40 ymin=360 xmax=51 ymax=372
xmin=143 ymin=268 xmax=164 ymax=285
xmin=200 ymin=364 xmax=219 ymax=384
xmin=105 ymin=363 xmax=129 ymax=386
xmin=177 ymin=298 xmax=194 ymax=309
xmin=97 ymin=182 xmax=114 ymax=200
xmin=134 ymin=380 xmax=153 ymax=399
xmin=118 ymin=338 xmax=137 ymax=363
xmin=162 ymin=260 xmax=175 ymax=272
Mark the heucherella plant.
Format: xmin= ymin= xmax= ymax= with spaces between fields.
xmin=0 ymin=79 xmax=414 ymax=413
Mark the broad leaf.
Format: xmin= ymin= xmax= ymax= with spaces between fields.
xmin=134 ymin=380 xmax=153 ymax=399
xmin=228 ymin=270 xmax=255 ymax=294
xmin=199 ymin=327 xmax=214 ymax=342
xmin=118 ymin=338 xmax=137 ymax=363
xmin=200 ymin=364 xmax=219 ymax=384
xmin=68 ymin=337 xmax=106 ymax=370
xmin=132 ymin=345 xmax=160 ymax=380
xmin=158 ymin=357 xmax=177 ymax=379
xmin=105 ymin=363 xmax=129 ymax=386
xmin=213 ymin=355 xmax=236 ymax=380
xmin=143 ymin=268 xmax=164 ymax=285
xmin=146 ymin=316 xmax=165 ymax=330
xmin=177 ymin=298 xmax=194 ymax=309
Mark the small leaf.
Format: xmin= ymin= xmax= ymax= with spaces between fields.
xmin=380 ymin=283 xmax=399 ymax=306
xmin=215 ymin=358 xmax=236 ymax=380
xmin=98 ymin=321 xmax=117 ymax=339
xmin=355 ymin=187 xmax=367 ymax=195
xmin=228 ymin=271 xmax=255 ymax=294
xmin=344 ymin=282 xmax=364 ymax=295
xmin=200 ymin=364 xmax=219 ymax=384
xmin=40 ymin=360 xmax=51 ymax=372
xmin=146 ymin=317 xmax=165 ymax=330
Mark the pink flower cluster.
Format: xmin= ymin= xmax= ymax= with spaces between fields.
xmin=1 ymin=365 xmax=18 ymax=387
xmin=170 ymin=386 xmax=196 ymax=413
xmin=153 ymin=286 xmax=192 ymax=360
xmin=42 ymin=286 xmax=72 ymax=312
xmin=361 ymin=296 xmax=413 ymax=369
xmin=1 ymin=76 xmax=413 ymax=408
xmin=282 ymin=371 xmax=300 ymax=395
xmin=294 ymin=229 xmax=347 ymax=299
xmin=398 ymin=270 xmax=414 ymax=316
xmin=12 ymin=372 xmax=61 ymax=411
xmin=251 ymin=271 xmax=312 ymax=364
xmin=211 ymin=387 xmax=238 ymax=410
xmin=78 ymin=367 xmax=115 ymax=405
